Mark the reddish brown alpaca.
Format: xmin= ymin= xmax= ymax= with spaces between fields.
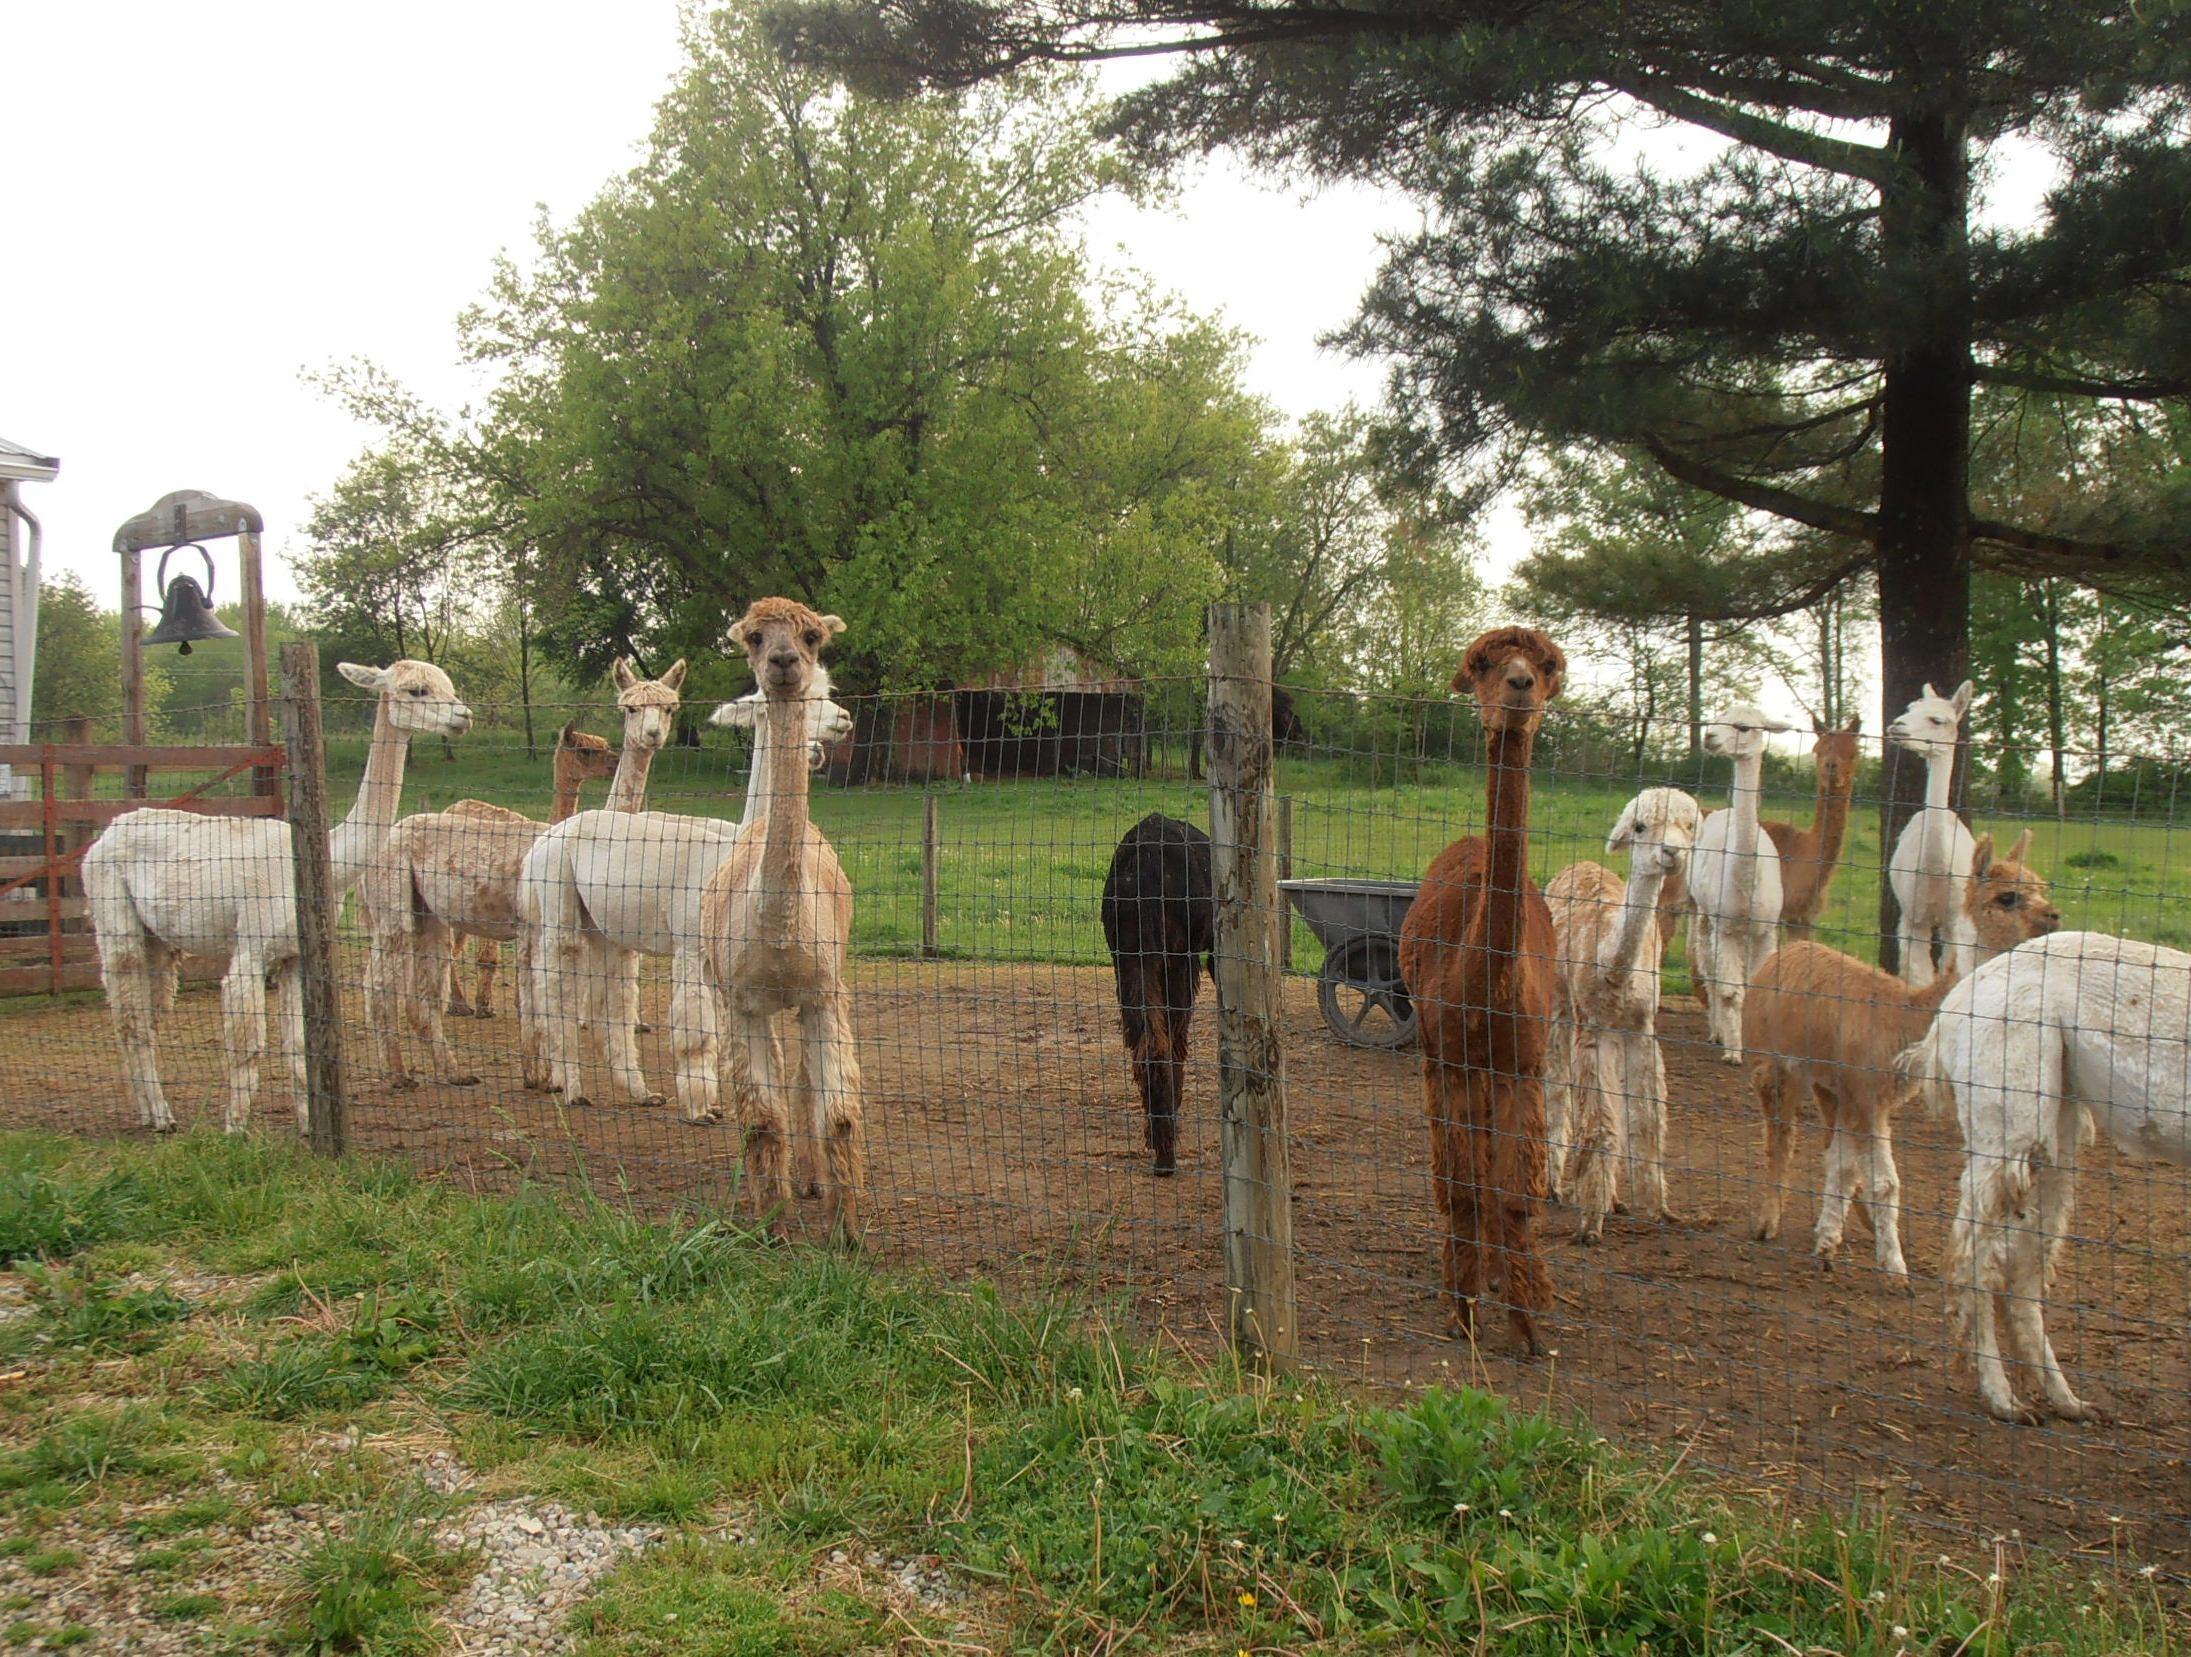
xmin=1655 ymin=713 xmax=1861 ymax=961
xmin=1398 ymin=626 xmax=1566 ymax=1356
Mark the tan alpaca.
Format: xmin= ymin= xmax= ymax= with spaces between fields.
xmin=445 ymin=724 xmax=618 ymax=1018
xmin=362 ymin=662 xmax=685 ymax=1090
xmin=1743 ymin=831 xmax=2059 ymax=1279
xmin=700 ymin=598 xmax=865 ymax=1243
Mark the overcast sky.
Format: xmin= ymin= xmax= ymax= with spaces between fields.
xmin=2 ymin=2 xmax=1407 ymax=609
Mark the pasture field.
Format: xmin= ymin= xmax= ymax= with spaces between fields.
xmin=348 ymin=735 xmax=2191 ymax=970
xmin=1 ymin=1129 xmax=2178 ymax=1653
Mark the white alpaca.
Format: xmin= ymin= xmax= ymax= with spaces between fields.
xmin=1886 ymin=679 xmax=1976 ymax=987
xmin=1686 ymin=702 xmax=1791 ymax=1062
xmin=520 ymin=673 xmax=852 ymax=1122
xmin=1905 ymin=931 xmax=2191 ymax=1423
xmin=83 ymin=662 xmax=471 ymax=1135
xmin=362 ymin=660 xmax=686 ymax=1091
xmin=1544 ymin=787 xmax=1701 ymax=1242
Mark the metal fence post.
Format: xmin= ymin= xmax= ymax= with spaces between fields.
xmin=921 ymin=791 xmax=941 ymax=959
xmin=1206 ymin=602 xmax=1299 ymax=1370
xmin=279 ymin=641 xmax=348 ymax=1155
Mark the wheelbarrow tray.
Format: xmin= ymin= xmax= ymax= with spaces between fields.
xmin=1279 ymin=878 xmax=1421 ymax=1050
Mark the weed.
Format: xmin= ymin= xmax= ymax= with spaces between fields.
xmin=21 ymin=1549 xmax=80 ymax=1577
xmin=153 ymin=1592 xmax=223 ymax=1622
xmin=2065 ymin=847 xmax=2125 ymax=869
xmin=210 ymin=1339 xmax=380 ymax=1420
xmin=275 ymin=1500 xmax=452 ymax=1654
xmin=23 ymin=1260 xmax=191 ymax=1351
xmin=0 ymin=1407 xmax=179 ymax=1490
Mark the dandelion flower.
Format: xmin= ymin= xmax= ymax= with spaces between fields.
xmin=2140 ymin=1564 xmax=2159 ymax=1579
xmin=1453 ymin=1503 xmax=1469 ymax=1515
xmin=1892 ymin=1626 xmax=1909 ymax=1641
xmin=1700 ymin=1533 xmax=1718 ymax=1546
xmin=1238 ymin=1592 xmax=1258 ymax=1609
xmin=1498 ymin=1508 xmax=1513 ymax=1520
xmin=1986 ymin=1572 xmax=2002 ymax=1587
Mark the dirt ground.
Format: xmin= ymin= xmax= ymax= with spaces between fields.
xmin=5 ymin=952 xmax=2187 ymax=1566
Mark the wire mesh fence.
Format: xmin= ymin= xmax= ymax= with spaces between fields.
xmin=7 ymin=618 xmax=2190 ymax=1569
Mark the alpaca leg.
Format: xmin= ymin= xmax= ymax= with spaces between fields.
xmin=1690 ymin=911 xmax=1725 ymax=1045
xmin=1487 ymin=1075 xmax=1551 ymax=1356
xmin=1543 ymin=1013 xmax=1575 ymax=1204
xmin=471 ymin=937 xmax=500 ymax=1019
xmin=1565 ymin=1033 xmax=1619 ymax=1245
xmin=668 ymin=950 xmax=721 ymax=1125
xmin=2001 ymin=1135 xmax=2092 ymax=1420
xmin=1424 ymin=1064 xmax=1481 ymax=1336
xmin=1897 ymin=910 xmax=1935 ymax=989
xmin=273 ymin=961 xmax=307 ymax=1133
xmin=219 ymin=959 xmax=269 ymax=1135
xmin=1950 ymin=1155 xmax=2036 ymax=1422
xmin=731 ymin=1003 xmax=793 ymax=1235
xmin=805 ymin=991 xmax=866 ymax=1243
xmin=102 ymin=939 xmax=174 ymax=1134
xmin=547 ymin=932 xmax=592 ymax=1104
xmin=604 ymin=949 xmax=660 ymax=1107
xmin=1751 ymin=1064 xmax=1797 ymax=1242
xmin=516 ymin=932 xmax=552 ymax=1091
xmin=147 ymin=938 xmax=179 ymax=1020
xmin=1623 ymin=1032 xmax=1671 ymax=1223
xmin=1714 ymin=927 xmax=1755 ymax=1066
xmin=1858 ymin=1107 xmax=1909 ymax=1281
xmin=368 ymin=925 xmax=414 ymax=1088
xmin=1810 ymin=1091 xmax=1858 ymax=1264
xmin=445 ymin=949 xmax=474 ymax=1017
xmin=411 ymin=918 xmax=477 ymax=1086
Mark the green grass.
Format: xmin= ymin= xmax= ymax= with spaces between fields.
xmin=0 ymin=1129 xmax=2180 ymax=1652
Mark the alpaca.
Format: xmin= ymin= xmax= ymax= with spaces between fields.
xmin=362 ymin=661 xmax=687 ymax=1091
xmin=1903 ymin=931 xmax=2191 ymax=1423
xmin=1100 ymin=813 xmax=1214 ymax=1176
xmin=701 ymin=598 xmax=865 ymax=1241
xmin=1397 ymin=626 xmax=1566 ymax=1355
xmin=1544 ymin=787 xmax=1701 ymax=1242
xmin=1885 ymin=680 xmax=1975 ymax=987
xmin=1686 ymin=702 xmax=1791 ymax=1063
xmin=445 ymin=723 xmax=618 ymax=1019
xmin=83 ymin=661 xmax=471 ymax=1134
xmin=1745 ymin=831 xmax=2060 ymax=1280
xmin=520 ymin=671 xmax=852 ymax=1121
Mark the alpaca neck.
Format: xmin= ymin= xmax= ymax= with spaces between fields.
xmin=1809 ymin=766 xmax=1853 ymax=863
xmin=606 ymin=741 xmax=656 ymax=814
xmin=1918 ymin=744 xmax=1956 ymax=872
xmin=1727 ymin=751 xmax=1766 ymax=865
xmin=1482 ymin=724 xmax=1536 ymax=957
xmin=328 ymin=701 xmax=412 ymax=896
xmin=549 ymin=757 xmax=589 ymax=824
xmin=757 ymin=693 xmax=812 ymax=936
xmin=1602 ymin=864 xmax=1669 ymax=980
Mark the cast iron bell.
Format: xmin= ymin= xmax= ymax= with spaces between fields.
xmin=144 ymin=544 xmax=240 ymax=655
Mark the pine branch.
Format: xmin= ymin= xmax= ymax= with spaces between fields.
xmin=1638 ymin=434 xmax=1878 ymax=540
xmin=1972 ymin=363 xmax=2191 ymax=401
xmin=1605 ymin=74 xmax=1897 ymax=184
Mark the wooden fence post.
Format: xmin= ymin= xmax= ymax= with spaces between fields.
xmin=279 ymin=642 xmax=348 ymax=1156
xmin=921 ymin=792 xmax=941 ymax=959
xmin=1206 ymin=602 xmax=1299 ymax=1370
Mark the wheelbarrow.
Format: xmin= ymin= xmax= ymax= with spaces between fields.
xmin=1279 ymin=877 xmax=1421 ymax=1050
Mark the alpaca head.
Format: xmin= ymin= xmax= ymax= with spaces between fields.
xmin=338 ymin=660 xmax=471 ymax=737
xmin=1965 ymin=828 xmax=2061 ymax=957
xmin=1886 ymin=680 xmax=1971 ymax=761
xmin=1701 ymin=701 xmax=1785 ymax=764
xmin=1809 ymin=712 xmax=1863 ymax=796
xmin=555 ymin=723 xmax=619 ymax=784
xmin=1455 ymin=626 xmax=1565 ymax=736
xmin=610 ymin=658 xmax=687 ymax=754
xmin=1606 ymin=787 xmax=1702 ymax=881
xmin=708 ymin=663 xmax=856 ymax=770
xmin=731 ymin=597 xmax=844 ymax=700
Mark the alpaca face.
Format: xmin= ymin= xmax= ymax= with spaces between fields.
xmin=1701 ymin=702 xmax=1781 ymax=763
xmin=340 ymin=660 xmax=471 ymax=736
xmin=1607 ymin=787 xmax=1702 ymax=879
xmin=611 ymin=658 xmax=687 ymax=754
xmin=730 ymin=597 xmax=845 ymax=699
xmin=1886 ymin=680 xmax=1970 ymax=760
xmin=1809 ymin=716 xmax=1862 ymax=795
xmin=1456 ymin=625 xmax=1565 ymax=735
xmin=556 ymin=725 xmax=619 ymax=784
xmin=709 ymin=664 xmax=854 ymax=770
xmin=1967 ymin=830 xmax=2062 ymax=954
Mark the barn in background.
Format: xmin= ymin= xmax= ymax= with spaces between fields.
xmin=0 ymin=438 xmax=59 ymax=795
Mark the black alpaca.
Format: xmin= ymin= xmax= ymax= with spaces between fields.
xmin=1100 ymin=813 xmax=1215 ymax=1175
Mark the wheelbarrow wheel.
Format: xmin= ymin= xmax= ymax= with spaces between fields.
xmin=1317 ymin=937 xmax=1417 ymax=1050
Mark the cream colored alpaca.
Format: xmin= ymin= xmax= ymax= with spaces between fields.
xmin=1904 ymin=931 xmax=2191 ymax=1423
xmin=1545 ymin=787 xmax=1701 ymax=1243
xmin=701 ymin=598 xmax=865 ymax=1242
xmin=362 ymin=661 xmax=686 ymax=1090
xmin=1687 ymin=702 xmax=1793 ymax=1062
xmin=446 ymin=724 xmax=618 ymax=1018
xmin=83 ymin=662 xmax=471 ymax=1134
xmin=1745 ymin=832 xmax=2059 ymax=1281
xmin=1885 ymin=680 xmax=1976 ymax=987
xmin=519 ymin=669 xmax=852 ymax=1120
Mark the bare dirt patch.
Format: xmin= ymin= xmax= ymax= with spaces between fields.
xmin=6 ymin=952 xmax=2187 ymax=1564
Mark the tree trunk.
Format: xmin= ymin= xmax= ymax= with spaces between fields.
xmin=1685 ymin=612 xmax=1703 ymax=765
xmin=2042 ymin=580 xmax=2067 ymax=818
xmin=1874 ymin=103 xmax=1973 ymax=976
xmin=518 ymin=591 xmax=538 ymax=760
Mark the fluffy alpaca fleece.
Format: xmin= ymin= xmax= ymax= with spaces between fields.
xmin=1398 ymin=626 xmax=1566 ymax=1355
xmin=1686 ymin=702 xmax=1793 ymax=1062
xmin=1544 ymin=786 xmax=1701 ymax=1242
xmin=1744 ymin=832 xmax=2060 ymax=1281
xmin=1100 ymin=813 xmax=1215 ymax=1176
xmin=1902 ymin=930 xmax=2191 ymax=1423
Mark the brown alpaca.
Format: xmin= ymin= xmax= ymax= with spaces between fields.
xmin=1743 ymin=831 xmax=2060 ymax=1279
xmin=447 ymin=724 xmax=617 ymax=1018
xmin=1654 ymin=714 xmax=1860 ymax=962
xmin=1398 ymin=626 xmax=1566 ymax=1355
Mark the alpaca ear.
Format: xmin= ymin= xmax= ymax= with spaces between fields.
xmin=1922 ymin=682 xmax=1940 ymax=702
xmin=1950 ymin=680 xmax=1973 ymax=715
xmin=1811 ymin=712 xmax=1827 ymax=736
xmin=1606 ymin=817 xmax=1636 ymax=852
xmin=1843 ymin=713 xmax=1862 ymax=733
xmin=1970 ymin=833 xmax=1995 ymax=879
xmin=661 ymin=659 xmax=688 ymax=691
xmin=818 ymin=614 xmax=845 ymax=639
xmin=2006 ymin=827 xmax=2034 ymax=866
xmin=336 ymin=662 xmax=386 ymax=692
xmin=558 ymin=721 xmax=580 ymax=745
xmin=612 ymin=658 xmax=638 ymax=692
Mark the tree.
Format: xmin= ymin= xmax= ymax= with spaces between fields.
xmin=455 ymin=10 xmax=1264 ymax=692
xmin=32 ymin=573 xmax=169 ymax=737
xmin=776 ymin=0 xmax=2191 ymax=965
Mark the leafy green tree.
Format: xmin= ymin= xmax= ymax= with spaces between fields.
xmin=777 ymin=0 xmax=2191 ymax=964
xmin=454 ymin=10 xmax=1261 ymax=691
xmin=32 ymin=573 xmax=170 ymax=738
